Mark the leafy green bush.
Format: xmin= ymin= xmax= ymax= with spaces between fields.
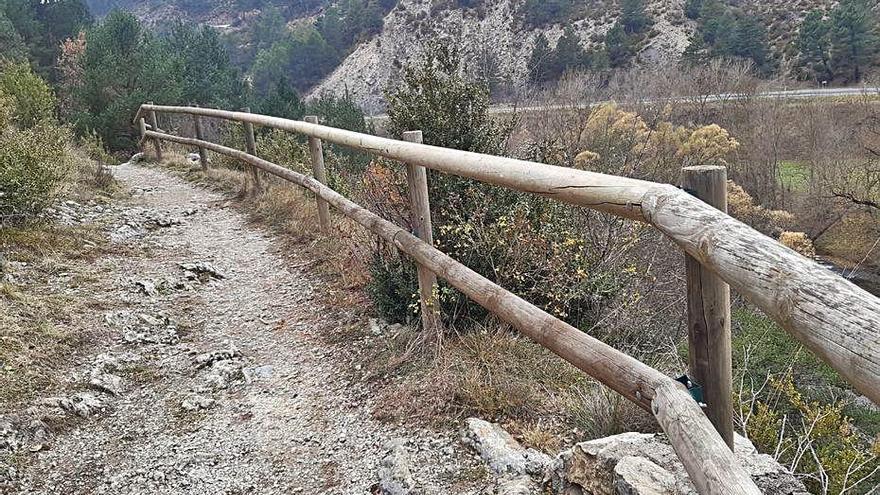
xmin=307 ymin=90 xmax=374 ymax=172
xmin=0 ymin=123 xmax=70 ymax=221
xmin=372 ymin=41 xmax=629 ymax=330
xmin=0 ymin=61 xmax=56 ymax=128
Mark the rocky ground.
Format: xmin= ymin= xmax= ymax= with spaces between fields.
xmin=0 ymin=159 xmax=812 ymax=495
xmin=0 ymin=160 xmax=489 ymax=494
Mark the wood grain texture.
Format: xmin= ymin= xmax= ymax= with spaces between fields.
xmin=304 ymin=116 xmax=331 ymax=232
xmin=653 ymin=382 xmax=762 ymax=495
xmin=192 ymin=106 xmax=208 ymax=170
xmin=402 ymin=131 xmax=440 ymax=334
xmin=137 ymin=118 xmax=147 ymax=152
xmin=683 ymin=166 xmax=734 ymax=450
xmin=242 ymin=107 xmax=261 ymax=192
xmin=146 ymin=102 xmax=162 ymax=161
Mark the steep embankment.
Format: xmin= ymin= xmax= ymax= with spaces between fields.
xmin=308 ymin=0 xmax=694 ymax=112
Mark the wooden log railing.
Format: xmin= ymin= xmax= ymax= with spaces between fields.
xmin=133 ymin=103 xmax=880 ymax=494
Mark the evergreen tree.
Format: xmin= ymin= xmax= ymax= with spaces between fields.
xmin=0 ymin=0 xmax=92 ymax=80
xmin=520 ymin=0 xmax=577 ymax=29
xmin=528 ymin=33 xmax=554 ymax=84
xmin=605 ymin=22 xmax=633 ymax=68
xmin=797 ymin=10 xmax=832 ymax=81
xmin=0 ymin=10 xmax=27 ymax=62
xmin=620 ymin=0 xmax=651 ymax=34
xmin=829 ymin=0 xmax=878 ymax=82
xmin=306 ymin=89 xmax=371 ymax=168
xmin=684 ymin=0 xmax=703 ymax=20
xmin=255 ymin=76 xmax=304 ymax=121
xmin=732 ymin=16 xmax=769 ymax=71
xmin=251 ymin=6 xmax=286 ymax=52
xmin=682 ymin=32 xmax=709 ymax=66
xmin=553 ymin=26 xmax=588 ymax=75
xmin=162 ymin=22 xmax=243 ymax=109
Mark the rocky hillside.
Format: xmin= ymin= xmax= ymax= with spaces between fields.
xmin=85 ymin=0 xmax=330 ymax=28
xmin=96 ymin=0 xmax=851 ymax=112
xmin=310 ymin=0 xmax=694 ymax=112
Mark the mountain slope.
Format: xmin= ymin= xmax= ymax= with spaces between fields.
xmin=309 ymin=0 xmax=694 ymax=112
xmin=94 ymin=0 xmax=866 ymax=111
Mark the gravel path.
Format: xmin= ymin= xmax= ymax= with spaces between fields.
xmin=5 ymin=161 xmax=487 ymax=494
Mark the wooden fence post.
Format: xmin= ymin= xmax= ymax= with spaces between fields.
xmin=242 ymin=107 xmax=262 ymax=193
xmin=403 ymin=130 xmax=440 ymax=334
xmin=147 ymin=101 xmax=162 ymax=161
xmin=138 ymin=117 xmax=147 ymax=153
xmin=683 ymin=165 xmax=734 ymax=450
xmin=192 ymin=104 xmax=208 ymax=170
xmin=304 ymin=116 xmax=331 ymax=232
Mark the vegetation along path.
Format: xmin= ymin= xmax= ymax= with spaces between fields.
xmin=3 ymin=159 xmax=484 ymax=494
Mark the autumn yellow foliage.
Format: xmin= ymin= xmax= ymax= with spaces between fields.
xmin=574 ymin=103 xmax=739 ymax=182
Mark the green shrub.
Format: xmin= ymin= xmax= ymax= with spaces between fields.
xmin=0 ymin=123 xmax=70 ymax=221
xmin=307 ymin=90 xmax=374 ymax=173
xmin=77 ymin=129 xmax=115 ymax=164
xmin=743 ymin=373 xmax=880 ymax=494
xmin=0 ymin=61 xmax=56 ymax=129
xmin=366 ymin=250 xmax=420 ymax=325
xmin=372 ymin=40 xmax=630 ymax=330
xmin=734 ymin=307 xmax=880 ymax=494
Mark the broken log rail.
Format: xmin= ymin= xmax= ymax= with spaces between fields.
xmin=134 ymin=103 xmax=880 ymax=495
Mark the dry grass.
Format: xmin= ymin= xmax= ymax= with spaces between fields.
xmin=367 ymin=323 xmax=658 ymax=445
xmin=0 ymin=223 xmax=113 ymax=410
xmin=817 ymin=210 xmax=880 ymax=270
xmin=0 ymin=150 xmax=122 ymax=410
xmin=158 ymin=153 xmax=373 ymax=305
xmin=154 ymin=150 xmax=658 ymax=449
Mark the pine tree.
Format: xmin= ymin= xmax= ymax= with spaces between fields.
xmin=682 ymin=32 xmax=709 ymax=66
xmin=797 ymin=10 xmax=832 ymax=82
xmin=528 ymin=33 xmax=554 ymax=84
xmin=0 ymin=10 xmax=27 ymax=62
xmin=553 ymin=26 xmax=588 ymax=75
xmin=684 ymin=0 xmax=703 ymax=20
xmin=829 ymin=0 xmax=878 ymax=82
xmin=620 ymin=0 xmax=651 ymax=34
xmin=732 ymin=17 xmax=769 ymax=71
xmin=256 ymin=76 xmax=304 ymax=121
xmin=605 ymin=22 xmax=633 ymax=68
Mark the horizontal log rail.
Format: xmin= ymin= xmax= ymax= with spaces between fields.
xmin=135 ymin=104 xmax=880 ymax=407
xmin=133 ymin=102 xmax=880 ymax=493
xmin=140 ymin=127 xmax=760 ymax=494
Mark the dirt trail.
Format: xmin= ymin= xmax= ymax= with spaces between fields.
xmin=6 ymin=162 xmax=485 ymax=494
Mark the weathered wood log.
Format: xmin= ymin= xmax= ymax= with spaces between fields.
xmin=137 ymin=118 xmax=147 ymax=152
xmin=192 ymin=105 xmax=208 ymax=170
xmin=138 ymin=104 xmax=880 ymax=406
xmin=683 ymin=166 xmax=734 ymax=450
xmin=143 ymin=129 xmax=762 ymax=495
xmin=402 ymin=130 xmax=440 ymax=334
xmin=146 ymin=102 xmax=162 ymax=161
xmin=653 ymin=381 xmax=762 ymax=495
xmin=304 ymin=116 xmax=331 ymax=232
xmin=242 ymin=107 xmax=261 ymax=193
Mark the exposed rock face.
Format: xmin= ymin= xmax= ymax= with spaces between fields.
xmin=550 ymin=432 xmax=809 ymax=495
xmin=309 ymin=0 xmax=693 ymax=113
xmin=461 ymin=417 xmax=551 ymax=477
